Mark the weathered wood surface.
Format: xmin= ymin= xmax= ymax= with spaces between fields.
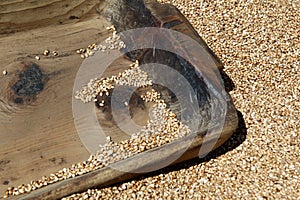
xmin=0 ymin=0 xmax=238 ymax=199
xmin=0 ymin=0 xmax=108 ymax=197
xmin=17 ymin=114 xmax=238 ymax=200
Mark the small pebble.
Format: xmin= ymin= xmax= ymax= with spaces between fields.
xmin=43 ymin=49 xmax=50 ymax=56
xmin=52 ymin=51 xmax=58 ymax=56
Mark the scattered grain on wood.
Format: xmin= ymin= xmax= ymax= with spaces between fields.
xmin=4 ymin=87 xmax=190 ymax=198
xmin=52 ymin=51 xmax=58 ymax=56
xmin=43 ymin=49 xmax=50 ymax=56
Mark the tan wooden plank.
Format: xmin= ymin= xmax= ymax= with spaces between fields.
xmin=0 ymin=0 xmax=109 ymax=195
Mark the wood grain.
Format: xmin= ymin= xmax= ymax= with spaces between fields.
xmin=0 ymin=0 xmax=109 ymax=196
xmin=17 ymin=117 xmax=237 ymax=200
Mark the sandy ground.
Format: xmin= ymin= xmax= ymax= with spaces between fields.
xmin=65 ymin=0 xmax=300 ymax=199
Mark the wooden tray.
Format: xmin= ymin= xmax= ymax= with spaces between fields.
xmin=0 ymin=1 xmax=238 ymax=199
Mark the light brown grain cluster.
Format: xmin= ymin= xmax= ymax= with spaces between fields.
xmin=76 ymin=26 xmax=126 ymax=59
xmin=75 ymin=60 xmax=152 ymax=105
xmin=115 ymin=61 xmax=153 ymax=87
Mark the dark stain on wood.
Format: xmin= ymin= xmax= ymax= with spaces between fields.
xmin=59 ymin=158 xmax=67 ymax=165
xmin=0 ymin=160 xmax=10 ymax=172
xmin=10 ymin=62 xmax=48 ymax=105
xmin=69 ymin=15 xmax=79 ymax=20
xmin=2 ymin=180 xmax=9 ymax=185
xmin=0 ymin=160 xmax=10 ymax=166
xmin=14 ymin=97 xmax=24 ymax=104
xmin=162 ymin=19 xmax=182 ymax=29
xmin=50 ymin=158 xmax=56 ymax=164
xmin=49 ymin=157 xmax=66 ymax=165
xmin=13 ymin=63 xmax=45 ymax=96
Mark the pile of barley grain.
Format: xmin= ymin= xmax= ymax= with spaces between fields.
xmin=75 ymin=60 xmax=152 ymax=104
xmin=65 ymin=0 xmax=300 ymax=199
